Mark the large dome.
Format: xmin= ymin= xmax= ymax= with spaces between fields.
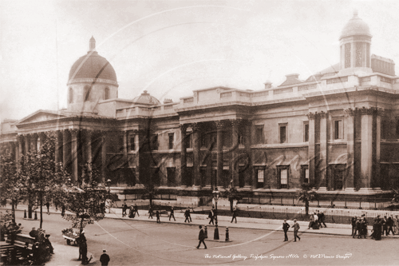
xmin=132 ymin=90 xmax=161 ymax=105
xmin=68 ymin=37 xmax=117 ymax=83
xmin=340 ymin=11 xmax=372 ymax=40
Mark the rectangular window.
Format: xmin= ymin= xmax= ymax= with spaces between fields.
xmin=302 ymin=165 xmax=309 ymax=184
xmin=277 ymin=166 xmax=289 ymax=189
xmin=257 ymin=169 xmax=264 ymax=188
xmin=168 ymin=133 xmax=174 ymax=149
xmin=255 ymin=126 xmax=264 ymax=144
xmin=280 ymin=124 xmax=287 ymax=143
xmin=186 ymin=133 xmax=192 ymax=149
xmin=304 ymin=122 xmax=309 ymax=142
xmin=129 ymin=135 xmax=135 ymax=151
xmin=238 ymin=133 xmax=244 ymax=145
xmin=167 ymin=167 xmax=175 ymax=186
xmin=151 ymin=134 xmax=158 ymax=150
xmin=334 ymin=120 xmax=343 ymax=139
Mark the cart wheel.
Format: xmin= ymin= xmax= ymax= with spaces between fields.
xmin=67 ymin=239 xmax=71 ymax=245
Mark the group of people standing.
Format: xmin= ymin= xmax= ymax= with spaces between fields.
xmin=308 ymin=210 xmax=327 ymax=229
xmin=351 ymin=214 xmax=399 ymax=240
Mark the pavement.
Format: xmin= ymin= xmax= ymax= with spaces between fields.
xmin=1 ymin=204 xmax=398 ymax=266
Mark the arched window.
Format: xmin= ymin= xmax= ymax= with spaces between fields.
xmin=104 ymin=87 xmax=110 ymax=100
xmin=84 ymin=85 xmax=90 ymax=102
xmin=68 ymin=87 xmax=73 ymax=103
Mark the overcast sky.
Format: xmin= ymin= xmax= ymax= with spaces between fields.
xmin=1 ymin=0 xmax=398 ymax=121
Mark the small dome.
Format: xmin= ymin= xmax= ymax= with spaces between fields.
xmin=68 ymin=37 xmax=117 ymax=83
xmin=132 ymin=90 xmax=160 ymax=105
xmin=340 ymin=11 xmax=372 ymax=40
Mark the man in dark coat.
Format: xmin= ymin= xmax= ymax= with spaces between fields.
xmin=292 ymin=219 xmax=300 ymax=242
xmin=156 ymin=210 xmax=160 ymax=223
xmin=100 ymin=249 xmax=110 ymax=266
xmin=387 ymin=216 xmax=394 ymax=235
xmin=184 ymin=209 xmax=190 ymax=223
xmin=351 ymin=216 xmax=357 ymax=237
xmin=283 ymin=219 xmax=290 ymax=241
xmin=77 ymin=231 xmax=87 ymax=261
xmin=134 ymin=204 xmax=140 ymax=217
xmin=231 ymin=207 xmax=238 ymax=223
xmin=122 ymin=201 xmax=127 ymax=217
xmin=319 ymin=211 xmax=327 ymax=228
xmin=208 ymin=209 xmax=214 ymax=225
xmin=374 ymin=216 xmax=382 ymax=240
xmin=148 ymin=206 xmax=154 ymax=219
xmin=29 ymin=227 xmax=38 ymax=241
xmin=169 ymin=206 xmax=176 ymax=221
xmin=196 ymin=225 xmax=207 ymax=249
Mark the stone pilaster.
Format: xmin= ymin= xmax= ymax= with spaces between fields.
xmin=359 ymin=107 xmax=374 ymax=191
xmin=54 ymin=131 xmax=61 ymax=167
xmin=70 ymin=129 xmax=79 ymax=183
xmin=374 ymin=108 xmax=383 ymax=190
xmin=17 ymin=135 xmax=23 ymax=162
xmin=24 ymin=134 xmax=30 ymax=155
xmin=244 ymin=120 xmax=252 ymax=189
xmin=344 ymin=108 xmax=356 ymax=191
xmin=216 ymin=121 xmax=224 ymax=189
xmin=318 ymin=111 xmax=328 ymax=191
xmin=85 ymin=130 xmax=92 ymax=182
xmin=231 ymin=119 xmax=240 ymax=188
xmin=62 ymin=130 xmax=69 ymax=169
xmin=192 ymin=123 xmax=201 ymax=187
xmin=31 ymin=133 xmax=38 ymax=154
xmin=180 ymin=124 xmax=188 ymax=187
xmin=101 ymin=131 xmax=107 ymax=184
xmin=307 ymin=112 xmax=316 ymax=187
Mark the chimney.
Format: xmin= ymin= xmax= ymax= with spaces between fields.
xmin=264 ymin=81 xmax=272 ymax=89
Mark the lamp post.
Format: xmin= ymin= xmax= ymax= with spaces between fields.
xmin=213 ymin=189 xmax=220 ymax=240
xmin=106 ymin=179 xmax=111 ymax=213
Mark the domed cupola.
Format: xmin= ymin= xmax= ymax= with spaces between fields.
xmin=339 ymin=11 xmax=373 ymax=74
xmin=132 ymin=90 xmax=161 ymax=106
xmin=67 ymin=37 xmax=119 ymax=113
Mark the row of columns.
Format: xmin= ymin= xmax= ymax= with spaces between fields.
xmin=179 ymin=119 xmax=252 ymax=189
xmin=16 ymin=130 xmax=107 ymax=184
xmin=307 ymin=107 xmax=382 ymax=191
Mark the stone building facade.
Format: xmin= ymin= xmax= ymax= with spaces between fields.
xmin=1 ymin=12 xmax=398 ymax=207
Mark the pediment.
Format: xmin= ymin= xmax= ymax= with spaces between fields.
xmin=18 ymin=110 xmax=66 ymax=124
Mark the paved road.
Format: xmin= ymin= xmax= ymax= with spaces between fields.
xmin=8 ymin=209 xmax=398 ymax=265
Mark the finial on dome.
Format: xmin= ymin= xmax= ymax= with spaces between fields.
xmin=353 ymin=9 xmax=358 ymax=18
xmin=89 ymin=36 xmax=96 ymax=52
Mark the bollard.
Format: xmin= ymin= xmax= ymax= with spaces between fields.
xmin=24 ymin=209 xmax=27 ymax=219
xmin=225 ymin=227 xmax=229 ymax=242
xmin=214 ymin=225 xmax=219 ymax=240
xmin=34 ymin=211 xmax=37 ymax=220
xmin=205 ymin=226 xmax=208 ymax=239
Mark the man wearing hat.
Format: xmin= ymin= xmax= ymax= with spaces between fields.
xmin=100 ymin=249 xmax=110 ymax=266
xmin=196 ymin=226 xmax=207 ymax=249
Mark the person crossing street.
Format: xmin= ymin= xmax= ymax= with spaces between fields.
xmin=293 ymin=219 xmax=301 ymax=242
xmin=196 ymin=226 xmax=207 ymax=249
xmin=283 ymin=219 xmax=290 ymax=241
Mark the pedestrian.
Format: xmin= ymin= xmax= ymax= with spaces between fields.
xmin=100 ymin=249 xmax=110 ymax=266
xmin=319 ymin=211 xmax=327 ymax=228
xmin=387 ymin=215 xmax=394 ymax=235
xmin=373 ymin=216 xmax=382 ymax=240
xmin=77 ymin=231 xmax=87 ymax=261
xmin=148 ymin=206 xmax=154 ymax=219
xmin=283 ymin=219 xmax=290 ymax=241
xmin=196 ymin=225 xmax=207 ymax=249
xmin=351 ymin=216 xmax=357 ymax=237
xmin=360 ymin=217 xmax=367 ymax=238
xmin=292 ymin=219 xmax=300 ymax=242
xmin=61 ymin=204 xmax=65 ymax=217
xmin=188 ymin=208 xmax=192 ymax=222
xmin=122 ymin=201 xmax=127 ymax=217
xmin=184 ymin=209 xmax=190 ymax=223
xmin=313 ymin=212 xmax=319 ymax=228
xmin=394 ymin=215 xmax=399 ymax=235
xmin=169 ymin=206 xmax=176 ymax=221
xmin=129 ymin=205 xmax=135 ymax=218
xmin=29 ymin=227 xmax=38 ymax=241
xmin=382 ymin=216 xmax=388 ymax=236
xmin=355 ymin=218 xmax=362 ymax=238
xmin=156 ymin=210 xmax=160 ymax=223
xmin=208 ymin=208 xmax=214 ymax=225
xmin=231 ymin=207 xmax=237 ymax=223
xmin=308 ymin=214 xmax=314 ymax=229
xmin=46 ymin=202 xmax=50 ymax=215
xmin=134 ymin=204 xmax=140 ymax=217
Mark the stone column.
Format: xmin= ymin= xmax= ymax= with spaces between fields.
xmin=318 ymin=111 xmax=328 ymax=191
xmin=307 ymin=112 xmax=316 ymax=186
xmin=39 ymin=132 xmax=47 ymax=152
xmin=54 ymin=131 xmax=60 ymax=167
xmin=31 ymin=134 xmax=38 ymax=154
xmin=216 ymin=121 xmax=224 ymax=189
xmin=244 ymin=120 xmax=252 ymax=189
xmin=231 ymin=119 xmax=240 ymax=188
xmin=70 ymin=129 xmax=79 ymax=183
xmin=192 ymin=123 xmax=201 ymax=187
xmin=374 ymin=108 xmax=383 ymax=190
xmin=17 ymin=135 xmax=23 ymax=163
xmin=180 ymin=124 xmax=187 ymax=187
xmin=123 ymin=130 xmax=128 ymax=160
xmin=344 ymin=108 xmax=356 ymax=191
xmin=24 ymin=134 xmax=30 ymax=155
xmin=62 ymin=130 xmax=69 ymax=168
xmin=360 ymin=107 xmax=373 ymax=191
xmin=86 ymin=130 xmax=93 ymax=182
xmin=101 ymin=131 xmax=107 ymax=184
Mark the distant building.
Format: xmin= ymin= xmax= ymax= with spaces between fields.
xmin=1 ymin=13 xmax=398 ymax=207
